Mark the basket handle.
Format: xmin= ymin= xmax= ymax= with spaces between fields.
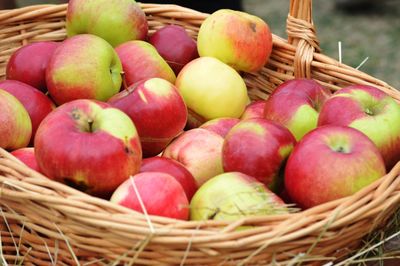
xmin=287 ymin=0 xmax=320 ymax=79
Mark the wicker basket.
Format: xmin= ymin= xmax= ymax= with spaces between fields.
xmin=1 ymin=1 xmax=400 ymax=265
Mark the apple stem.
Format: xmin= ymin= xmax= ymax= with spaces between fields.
xmin=87 ymin=118 xmax=94 ymax=132
xmin=365 ymin=108 xmax=373 ymax=116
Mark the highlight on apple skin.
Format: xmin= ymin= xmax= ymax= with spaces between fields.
xmin=34 ymin=99 xmax=142 ymax=198
xmin=284 ymin=125 xmax=386 ymax=209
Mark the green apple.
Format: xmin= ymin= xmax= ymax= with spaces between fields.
xmin=175 ymin=57 xmax=248 ymax=128
xmin=46 ymin=34 xmax=123 ymax=105
xmin=190 ymin=172 xmax=288 ymax=222
xmin=197 ymin=9 xmax=272 ymax=73
xmin=66 ymin=0 xmax=148 ymax=47
xmin=0 ymin=89 xmax=32 ymax=150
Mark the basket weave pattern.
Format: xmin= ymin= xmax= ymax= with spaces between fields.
xmin=1 ymin=1 xmax=400 ymax=265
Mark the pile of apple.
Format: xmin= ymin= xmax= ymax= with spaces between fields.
xmin=1 ymin=0 xmax=400 ymax=223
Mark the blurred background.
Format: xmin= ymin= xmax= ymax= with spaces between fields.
xmin=1 ymin=0 xmax=399 ymax=89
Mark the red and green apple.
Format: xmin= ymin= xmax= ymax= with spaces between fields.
xmin=46 ymin=34 xmax=123 ymax=105
xmin=285 ymin=125 xmax=386 ymax=209
xmin=34 ymin=99 xmax=142 ymax=198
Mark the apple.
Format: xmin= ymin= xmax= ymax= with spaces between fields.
xmin=11 ymin=147 xmax=42 ymax=174
xmin=115 ymin=41 xmax=176 ymax=88
xmin=222 ymin=118 xmax=296 ymax=192
xmin=285 ymin=125 xmax=386 ymax=209
xmin=0 ymin=80 xmax=55 ymax=143
xmin=199 ymin=117 xmax=240 ymax=138
xmin=162 ymin=128 xmax=224 ymax=186
xmin=241 ymin=100 xmax=266 ymax=120
xmin=110 ymin=172 xmax=189 ymax=220
xmin=0 ymin=89 xmax=31 ymax=150
xmin=140 ymin=157 xmax=197 ymax=201
xmin=66 ymin=0 xmax=148 ymax=47
xmin=318 ymin=85 xmax=400 ymax=169
xmin=6 ymin=41 xmax=59 ymax=92
xmin=108 ymin=78 xmax=187 ymax=157
xmin=148 ymin=25 xmax=199 ymax=75
xmin=264 ymin=78 xmax=332 ymax=141
xmin=46 ymin=34 xmax=123 ymax=105
xmin=190 ymin=172 xmax=288 ymax=222
xmin=197 ymin=9 xmax=272 ymax=73
xmin=175 ymin=57 xmax=248 ymax=128
xmin=34 ymin=99 xmax=142 ymax=198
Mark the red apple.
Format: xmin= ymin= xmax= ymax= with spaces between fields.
xmin=285 ymin=125 xmax=386 ymax=209
xmin=140 ymin=157 xmax=197 ymax=201
xmin=115 ymin=40 xmax=176 ymax=88
xmin=6 ymin=41 xmax=59 ymax=92
xmin=241 ymin=100 xmax=266 ymax=120
xmin=318 ymin=85 xmax=400 ymax=169
xmin=108 ymin=78 xmax=187 ymax=157
xmin=190 ymin=172 xmax=288 ymax=222
xmin=0 ymin=89 xmax=31 ymax=150
xmin=11 ymin=147 xmax=42 ymax=174
xmin=197 ymin=9 xmax=272 ymax=73
xmin=148 ymin=25 xmax=199 ymax=75
xmin=199 ymin=117 xmax=240 ymax=138
xmin=34 ymin=99 xmax=142 ymax=197
xmin=0 ymin=80 xmax=55 ymax=143
xmin=46 ymin=34 xmax=123 ymax=105
xmin=264 ymin=79 xmax=332 ymax=141
xmin=223 ymin=118 xmax=296 ymax=192
xmin=110 ymin=172 xmax=189 ymax=220
xmin=163 ymin=128 xmax=224 ymax=186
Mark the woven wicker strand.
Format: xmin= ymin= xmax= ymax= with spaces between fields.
xmin=1 ymin=1 xmax=400 ymax=265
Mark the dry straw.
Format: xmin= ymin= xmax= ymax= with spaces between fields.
xmin=1 ymin=0 xmax=400 ymax=265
